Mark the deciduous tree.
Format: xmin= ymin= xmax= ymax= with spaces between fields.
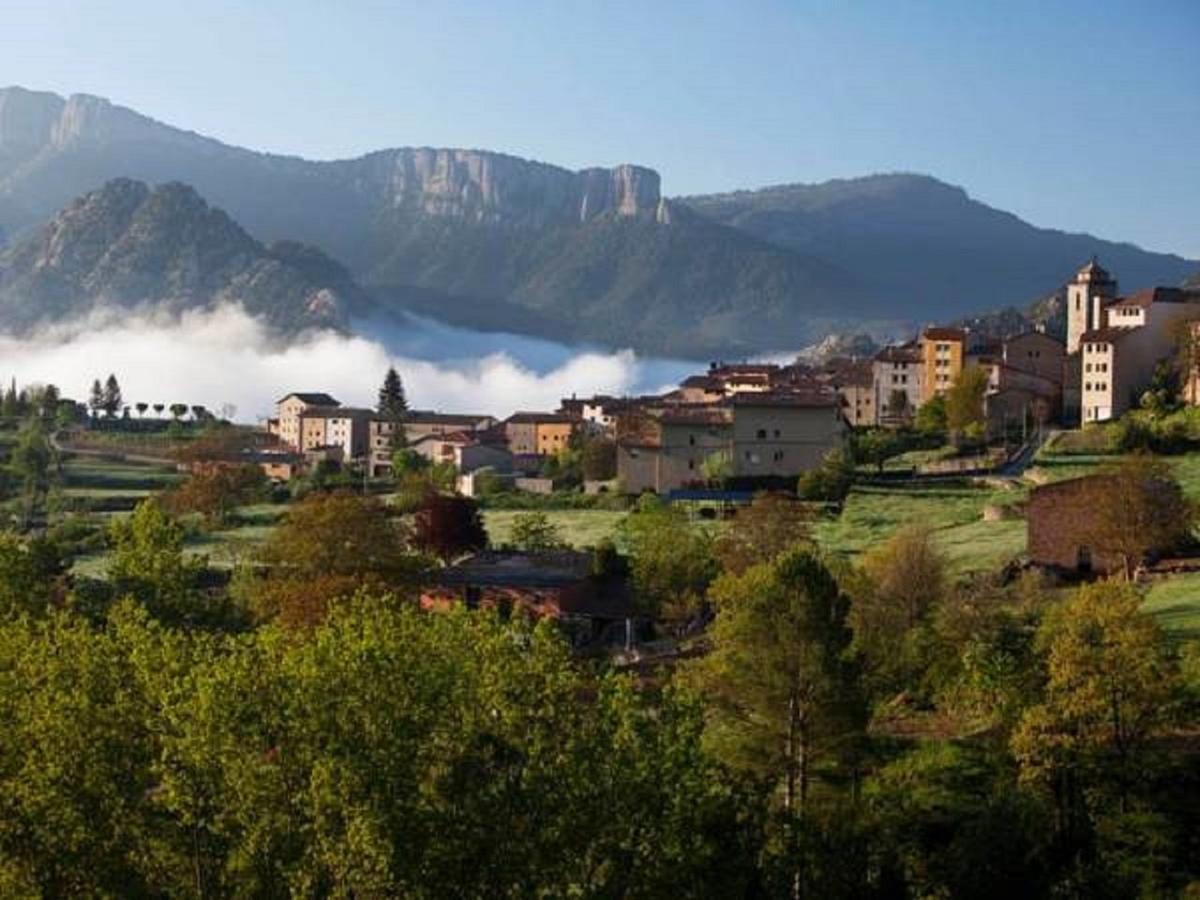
xmin=619 ymin=496 xmax=716 ymax=619
xmin=945 ymin=364 xmax=989 ymax=442
xmin=412 ymin=493 xmax=488 ymax=564
xmin=1083 ymin=456 xmax=1195 ymax=579
xmin=714 ymin=491 xmax=811 ymax=575
xmin=508 ymin=511 xmax=564 ymax=551
xmin=253 ymin=490 xmax=423 ymax=626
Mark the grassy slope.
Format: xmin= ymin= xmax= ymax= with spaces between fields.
xmin=814 ymin=481 xmax=1026 ymax=577
xmin=483 ymin=509 xmax=628 ymax=550
xmin=1143 ymin=574 xmax=1200 ymax=642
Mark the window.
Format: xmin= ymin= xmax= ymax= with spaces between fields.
xmin=756 ymin=428 xmax=767 ymax=439
xmin=774 ymin=429 xmax=781 ymax=438
xmin=688 ymin=435 xmax=695 ymax=446
xmin=772 ymin=450 xmax=784 ymax=462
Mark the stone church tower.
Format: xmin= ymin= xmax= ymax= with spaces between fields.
xmin=1065 ymin=258 xmax=1118 ymax=354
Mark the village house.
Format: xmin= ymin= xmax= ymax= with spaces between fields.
xmin=270 ymin=392 xmax=340 ymax=449
xmin=617 ymin=390 xmax=845 ymax=494
xmin=1027 ymin=477 xmax=1116 ymax=575
xmin=823 ymin=359 xmax=875 ymax=427
xmin=420 ymin=550 xmax=635 ymax=646
xmin=872 ymin=343 xmax=923 ymax=426
xmin=920 ymin=327 xmax=967 ymax=402
xmin=504 ymin=412 xmax=575 ymax=456
xmin=1079 ymin=286 xmax=1200 ymax=422
xmin=559 ymin=395 xmax=639 ymax=435
xmin=409 ymin=430 xmax=514 ymax=474
xmin=368 ymin=410 xmax=499 ymax=476
xmin=299 ymin=406 xmax=374 ymax=458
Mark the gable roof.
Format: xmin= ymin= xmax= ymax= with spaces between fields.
xmin=1110 ymin=287 xmax=1200 ymax=309
xmin=300 ymin=406 xmax=373 ymax=419
xmin=278 ymin=392 xmax=339 ymax=406
xmin=506 ymin=411 xmax=574 ymax=425
xmin=1079 ymin=326 xmax=1139 ymax=345
xmin=922 ymin=326 xmax=967 ymax=342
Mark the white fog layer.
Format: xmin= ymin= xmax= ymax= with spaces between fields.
xmin=0 ymin=305 xmax=697 ymax=422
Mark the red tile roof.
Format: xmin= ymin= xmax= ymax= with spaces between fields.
xmin=922 ymin=327 xmax=967 ymax=342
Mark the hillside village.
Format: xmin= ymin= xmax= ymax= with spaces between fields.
xmin=3 ymin=257 xmax=1200 ymax=894
xmin=246 ymin=259 xmax=1196 ymax=493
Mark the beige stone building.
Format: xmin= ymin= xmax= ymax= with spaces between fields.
xmin=617 ymin=392 xmax=845 ymax=494
xmin=505 ymin=412 xmax=575 ymax=456
xmin=828 ymin=361 xmax=875 ymax=427
xmin=1080 ymin=287 xmax=1200 ymax=422
xmin=1066 ymin=259 xmax=1120 ymax=355
xmin=872 ymin=343 xmax=923 ymax=426
xmin=271 ymin=392 xmax=340 ymax=449
xmin=369 ymin=411 xmax=499 ymax=476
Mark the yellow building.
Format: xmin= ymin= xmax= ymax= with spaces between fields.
xmin=920 ymin=327 xmax=966 ymax=402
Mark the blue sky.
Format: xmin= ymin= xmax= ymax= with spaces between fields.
xmin=3 ymin=0 xmax=1197 ymax=256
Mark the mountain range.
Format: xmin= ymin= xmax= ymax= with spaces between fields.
xmin=1 ymin=86 xmax=1195 ymax=357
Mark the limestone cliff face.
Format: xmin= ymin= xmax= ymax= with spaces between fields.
xmin=0 ymin=87 xmax=666 ymax=234
xmin=372 ymin=149 xmax=661 ymax=226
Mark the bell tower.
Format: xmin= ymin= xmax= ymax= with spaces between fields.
xmin=1065 ymin=258 xmax=1118 ymax=354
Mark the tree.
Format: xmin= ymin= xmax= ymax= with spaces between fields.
xmin=36 ymin=384 xmax=60 ymax=422
xmin=0 ymin=606 xmax=159 ymax=895
xmin=945 ymin=365 xmax=989 ymax=443
xmin=107 ymin=501 xmax=208 ymax=626
xmin=853 ymin=428 xmax=903 ymax=474
xmin=253 ymin=491 xmax=423 ymax=627
xmin=169 ymin=403 xmax=188 ymax=421
xmin=508 ymin=511 xmax=564 ymax=551
xmin=848 ymin=526 xmax=947 ymax=699
xmin=685 ymin=549 xmax=866 ymax=892
xmin=391 ymin=448 xmax=430 ymax=477
xmin=9 ymin=423 xmax=53 ymax=525
xmin=377 ymin=366 xmax=408 ymax=419
xmin=580 ymin=436 xmax=617 ymax=481
xmin=619 ymin=496 xmax=717 ymax=619
xmin=0 ymin=535 xmax=65 ymax=618
xmin=714 ymin=491 xmax=812 ymax=575
xmin=412 ymin=493 xmax=488 ymax=564
xmin=89 ymin=379 xmax=105 ymax=419
xmin=1012 ymin=582 xmax=1182 ymax=876
xmin=102 ymin=374 xmax=122 ymax=418
xmin=160 ymin=465 xmax=267 ymax=527
xmin=135 ymin=402 xmax=149 ymax=418
xmin=377 ymin=366 xmax=408 ymax=451
xmin=915 ymin=394 xmax=947 ymax=435
xmin=153 ymin=403 xmax=165 ymax=417
xmin=190 ymin=405 xmax=207 ymax=422
xmin=797 ymin=446 xmax=855 ymax=502
xmin=1083 ymin=456 xmax=1195 ymax=579
xmin=700 ymin=450 xmax=733 ymax=487
xmin=886 ymin=388 xmax=910 ymax=420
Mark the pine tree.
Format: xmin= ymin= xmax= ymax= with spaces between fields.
xmin=377 ymin=367 xmax=407 ymax=418
xmin=377 ymin=366 xmax=408 ymax=450
xmin=102 ymin=374 xmax=122 ymax=418
xmin=1 ymin=378 xmax=18 ymax=419
xmin=89 ymin=379 xmax=105 ymax=419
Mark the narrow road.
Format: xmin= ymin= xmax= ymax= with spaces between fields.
xmin=995 ymin=427 xmax=1058 ymax=478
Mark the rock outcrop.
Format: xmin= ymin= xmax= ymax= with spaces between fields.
xmin=0 ymin=178 xmax=365 ymax=333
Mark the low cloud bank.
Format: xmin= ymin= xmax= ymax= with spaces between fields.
xmin=0 ymin=304 xmax=694 ymax=423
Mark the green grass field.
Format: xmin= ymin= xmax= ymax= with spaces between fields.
xmin=484 ymin=509 xmax=629 ymax=549
xmin=814 ymin=481 xmax=1027 ymax=576
xmin=1143 ymin=573 xmax=1200 ymax=642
